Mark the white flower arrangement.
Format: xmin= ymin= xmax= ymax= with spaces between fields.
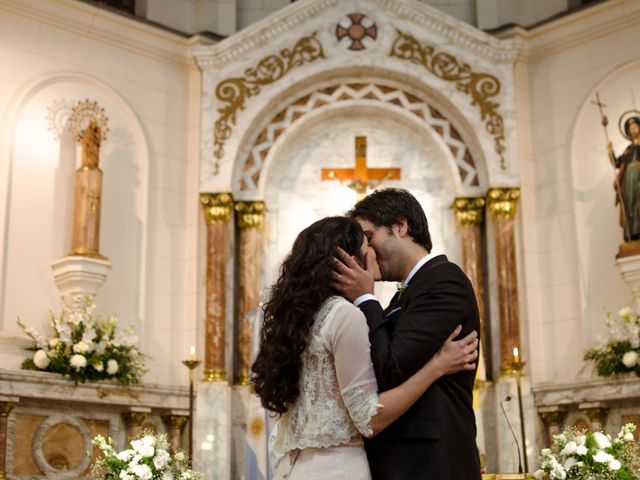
xmin=91 ymin=432 xmax=202 ymax=480
xmin=17 ymin=297 xmax=147 ymax=385
xmin=534 ymin=424 xmax=640 ymax=480
xmin=585 ymin=305 xmax=640 ymax=377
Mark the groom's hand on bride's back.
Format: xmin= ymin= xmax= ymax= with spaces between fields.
xmin=330 ymin=246 xmax=375 ymax=302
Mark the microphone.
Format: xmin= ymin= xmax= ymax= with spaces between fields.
xmin=500 ymin=395 xmax=523 ymax=474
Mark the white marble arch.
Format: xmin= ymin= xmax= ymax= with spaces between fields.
xmin=0 ymin=72 xmax=150 ymax=363
xmin=231 ymin=68 xmax=490 ymax=201
xmin=194 ymin=0 xmax=521 ymax=195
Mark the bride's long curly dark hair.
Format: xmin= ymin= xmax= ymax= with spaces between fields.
xmin=251 ymin=216 xmax=365 ymax=414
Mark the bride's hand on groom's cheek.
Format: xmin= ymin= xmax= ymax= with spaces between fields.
xmin=330 ymin=247 xmax=374 ymax=301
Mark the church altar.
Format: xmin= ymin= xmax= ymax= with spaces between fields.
xmin=0 ymin=369 xmax=189 ymax=478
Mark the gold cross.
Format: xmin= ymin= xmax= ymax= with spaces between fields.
xmin=321 ymin=136 xmax=401 ymax=198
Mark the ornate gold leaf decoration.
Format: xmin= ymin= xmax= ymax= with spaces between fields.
xmin=486 ymin=187 xmax=520 ymax=220
xmin=68 ymin=99 xmax=109 ymax=143
xmin=212 ymin=32 xmax=325 ymax=174
xmin=453 ymin=197 xmax=486 ymax=226
xmin=235 ymin=201 xmax=266 ymax=229
xmin=389 ymin=30 xmax=506 ymax=169
xmin=200 ymin=192 xmax=234 ymax=224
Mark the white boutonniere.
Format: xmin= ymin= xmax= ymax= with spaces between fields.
xmin=396 ymin=282 xmax=406 ymax=296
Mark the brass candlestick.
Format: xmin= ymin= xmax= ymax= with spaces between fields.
xmin=509 ymin=348 xmax=528 ymax=474
xmin=182 ymin=354 xmax=201 ymax=465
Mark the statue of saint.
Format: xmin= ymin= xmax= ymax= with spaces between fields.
xmin=70 ymin=119 xmax=105 ymax=258
xmin=608 ymin=115 xmax=640 ymax=242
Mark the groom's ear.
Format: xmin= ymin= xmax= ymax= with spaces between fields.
xmin=392 ymin=218 xmax=409 ymax=237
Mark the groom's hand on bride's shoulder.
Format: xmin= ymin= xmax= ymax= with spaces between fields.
xmin=330 ymin=246 xmax=374 ymax=302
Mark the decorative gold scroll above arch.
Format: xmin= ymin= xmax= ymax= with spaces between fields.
xmin=212 ymin=32 xmax=325 ymax=174
xmin=238 ymin=82 xmax=481 ymax=194
xmin=389 ymin=30 xmax=506 ymax=169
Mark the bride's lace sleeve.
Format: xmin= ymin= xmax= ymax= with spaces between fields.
xmin=322 ymin=302 xmax=380 ymax=438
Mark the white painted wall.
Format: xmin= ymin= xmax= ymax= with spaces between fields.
xmin=512 ymin=0 xmax=640 ymax=384
xmin=0 ymin=0 xmax=201 ymax=387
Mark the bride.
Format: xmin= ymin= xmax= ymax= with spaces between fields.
xmin=251 ymin=216 xmax=478 ymax=479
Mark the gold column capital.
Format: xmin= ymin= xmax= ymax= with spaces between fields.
xmin=162 ymin=414 xmax=189 ymax=430
xmin=486 ymin=187 xmax=520 ymax=220
xmin=538 ymin=408 xmax=567 ymax=427
xmin=235 ymin=201 xmax=266 ymax=229
xmin=201 ymin=192 xmax=234 ymax=224
xmin=122 ymin=410 xmax=149 ymax=427
xmin=453 ymin=197 xmax=486 ymax=226
xmin=579 ymin=402 xmax=609 ymax=423
xmin=0 ymin=402 xmax=15 ymax=417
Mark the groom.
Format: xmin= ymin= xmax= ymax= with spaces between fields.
xmin=332 ymin=188 xmax=482 ymax=479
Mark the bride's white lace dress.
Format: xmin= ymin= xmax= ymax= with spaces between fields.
xmin=272 ymin=296 xmax=380 ymax=480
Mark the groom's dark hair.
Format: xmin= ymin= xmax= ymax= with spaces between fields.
xmin=347 ymin=188 xmax=432 ymax=252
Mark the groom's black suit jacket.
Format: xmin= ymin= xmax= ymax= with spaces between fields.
xmin=360 ymin=255 xmax=482 ymax=480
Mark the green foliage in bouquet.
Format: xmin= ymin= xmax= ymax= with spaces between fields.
xmin=585 ymin=306 xmax=640 ymax=378
xmin=18 ymin=297 xmax=147 ymax=385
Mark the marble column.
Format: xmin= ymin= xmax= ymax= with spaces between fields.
xmin=162 ymin=412 xmax=189 ymax=453
xmin=122 ymin=407 xmax=150 ymax=440
xmin=234 ymin=201 xmax=266 ymax=385
xmin=539 ymin=406 xmax=567 ymax=447
xmin=487 ymin=187 xmax=522 ymax=374
xmin=200 ymin=193 xmax=234 ymax=382
xmin=580 ymin=402 xmax=609 ymax=432
xmin=453 ymin=197 xmax=489 ymax=376
xmin=0 ymin=398 xmax=17 ymax=480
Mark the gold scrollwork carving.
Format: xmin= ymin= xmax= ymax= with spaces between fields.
xmin=212 ymin=33 xmax=326 ymax=173
xmin=486 ymin=187 xmax=520 ymax=220
xmin=453 ymin=197 xmax=486 ymax=226
xmin=389 ymin=30 xmax=507 ymax=169
xmin=235 ymin=201 xmax=266 ymax=230
xmin=201 ymin=192 xmax=234 ymax=224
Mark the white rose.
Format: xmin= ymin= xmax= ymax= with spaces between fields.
xmin=575 ymin=445 xmax=588 ymax=455
xmin=117 ymin=449 xmax=134 ymax=461
xmin=130 ymin=463 xmax=152 ymax=480
xmin=154 ymin=449 xmax=170 ymax=469
xmin=107 ymin=359 xmax=119 ymax=375
xmin=560 ymin=441 xmax=577 ymax=455
xmin=128 ymin=454 xmax=142 ymax=467
xmin=563 ymin=457 xmax=577 ymax=471
xmin=67 ymin=311 xmax=84 ymax=326
xmin=92 ymin=361 xmax=104 ymax=372
xmin=70 ymin=354 xmax=87 ymax=369
xmin=119 ymin=471 xmax=134 ymax=480
xmin=624 ymin=431 xmax=635 ymax=441
xmin=609 ymin=459 xmax=621 ymax=471
xmin=593 ymin=450 xmax=613 ymax=463
xmin=622 ymin=351 xmax=638 ymax=368
xmin=73 ymin=341 xmax=89 ymax=354
xmin=138 ymin=443 xmax=154 ymax=457
xmin=33 ymin=349 xmax=50 ymax=369
xmin=48 ymin=338 xmax=60 ymax=348
xmin=593 ymin=432 xmax=612 ymax=449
